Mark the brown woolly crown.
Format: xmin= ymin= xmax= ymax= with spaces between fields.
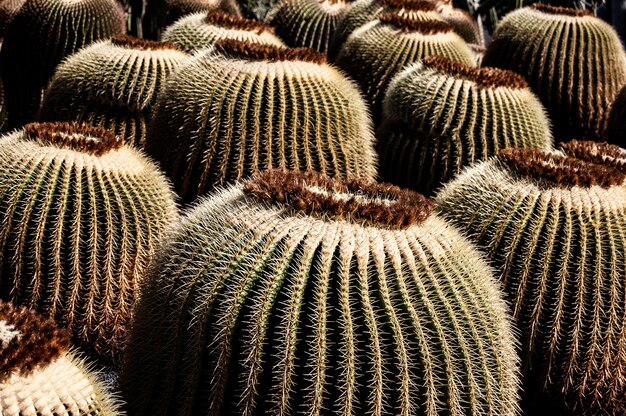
xmin=111 ymin=35 xmax=178 ymax=51
xmin=0 ymin=301 xmax=71 ymax=379
xmin=531 ymin=3 xmax=592 ymax=17
xmin=379 ymin=0 xmax=437 ymax=11
xmin=204 ymin=10 xmax=274 ymax=34
xmin=213 ymin=39 xmax=327 ymax=64
xmin=23 ymin=122 xmax=123 ymax=156
xmin=379 ymin=12 xmax=453 ymax=33
xmin=422 ymin=55 xmax=527 ymax=88
xmin=243 ymin=170 xmax=434 ymax=228
xmin=497 ymin=148 xmax=625 ymax=188
xmin=559 ymin=139 xmax=626 ymax=174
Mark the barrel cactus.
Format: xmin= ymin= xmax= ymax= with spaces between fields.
xmin=122 ymin=169 xmax=519 ymax=416
xmin=335 ymin=14 xmax=474 ymax=125
xmin=436 ymin=144 xmax=626 ymax=414
xmin=0 ymin=0 xmax=126 ymax=130
xmin=39 ymin=35 xmax=189 ymax=149
xmin=147 ymin=39 xmax=377 ymax=203
xmin=162 ymin=10 xmax=284 ymax=53
xmin=435 ymin=1 xmax=480 ymax=45
xmin=482 ymin=3 xmax=626 ymax=142
xmin=377 ymin=55 xmax=552 ymax=195
xmin=0 ymin=301 xmax=122 ymax=415
xmin=164 ymin=0 xmax=242 ymax=26
xmin=0 ymin=121 xmax=178 ymax=365
xmin=0 ymin=0 xmax=25 ymax=37
xmin=607 ymin=84 xmax=626 ymax=147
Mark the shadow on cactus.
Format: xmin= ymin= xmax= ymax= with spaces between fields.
xmin=607 ymin=84 xmax=626 ymax=148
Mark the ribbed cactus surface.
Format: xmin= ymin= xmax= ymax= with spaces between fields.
xmin=482 ymin=3 xmax=626 ymax=142
xmin=378 ymin=56 xmax=552 ymax=195
xmin=164 ymin=0 xmax=242 ymax=26
xmin=0 ymin=0 xmax=126 ymax=130
xmin=147 ymin=39 xmax=377 ymax=203
xmin=607 ymin=84 xmax=626 ymax=147
xmin=122 ymin=169 xmax=519 ymax=416
xmin=0 ymin=122 xmax=178 ymax=364
xmin=435 ymin=1 xmax=480 ymax=44
xmin=162 ymin=10 xmax=284 ymax=53
xmin=39 ymin=35 xmax=189 ymax=149
xmin=436 ymin=143 xmax=626 ymax=414
xmin=335 ymin=14 xmax=474 ymax=125
xmin=0 ymin=301 xmax=121 ymax=416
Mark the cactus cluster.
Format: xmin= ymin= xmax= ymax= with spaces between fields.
xmin=436 ymin=143 xmax=626 ymax=414
xmin=0 ymin=122 xmax=178 ymax=364
xmin=122 ymin=169 xmax=519 ymax=416
xmin=482 ymin=3 xmax=626 ymax=142
xmin=377 ymin=55 xmax=552 ymax=195
xmin=147 ymin=39 xmax=377 ymax=203
xmin=607 ymin=84 xmax=626 ymax=147
xmin=0 ymin=301 xmax=121 ymax=416
xmin=39 ymin=35 xmax=189 ymax=149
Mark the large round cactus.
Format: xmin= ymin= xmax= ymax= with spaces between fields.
xmin=335 ymin=14 xmax=474 ymax=125
xmin=0 ymin=0 xmax=126 ymax=130
xmin=122 ymin=169 xmax=519 ymax=416
xmin=162 ymin=10 xmax=284 ymax=53
xmin=147 ymin=39 xmax=377 ymax=203
xmin=39 ymin=35 xmax=189 ymax=149
xmin=435 ymin=1 xmax=480 ymax=45
xmin=607 ymin=84 xmax=626 ymax=147
xmin=377 ymin=55 xmax=552 ymax=195
xmin=164 ymin=0 xmax=242 ymax=26
xmin=0 ymin=122 xmax=178 ymax=365
xmin=436 ymin=143 xmax=626 ymax=414
xmin=0 ymin=301 xmax=122 ymax=415
xmin=482 ymin=3 xmax=626 ymax=142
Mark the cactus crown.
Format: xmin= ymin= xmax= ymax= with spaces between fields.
xmin=559 ymin=139 xmax=626 ymax=173
xmin=379 ymin=0 xmax=436 ymax=11
xmin=204 ymin=10 xmax=273 ymax=33
xmin=110 ymin=35 xmax=177 ymax=50
xmin=0 ymin=302 xmax=70 ymax=378
xmin=497 ymin=148 xmax=625 ymax=188
xmin=243 ymin=170 xmax=433 ymax=228
xmin=531 ymin=2 xmax=592 ymax=17
xmin=379 ymin=12 xmax=453 ymax=33
xmin=422 ymin=55 xmax=526 ymax=88
xmin=23 ymin=122 xmax=122 ymax=156
xmin=214 ymin=39 xmax=326 ymax=63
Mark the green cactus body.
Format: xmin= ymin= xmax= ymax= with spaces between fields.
xmin=436 ymin=143 xmax=626 ymax=414
xmin=335 ymin=14 xmax=474 ymax=125
xmin=0 ymin=301 xmax=122 ymax=416
xmin=162 ymin=10 xmax=284 ymax=53
xmin=122 ymin=169 xmax=519 ymax=416
xmin=266 ymin=0 xmax=352 ymax=53
xmin=164 ymin=0 xmax=242 ymax=27
xmin=377 ymin=56 xmax=552 ymax=195
xmin=147 ymin=40 xmax=377 ymax=203
xmin=0 ymin=122 xmax=178 ymax=364
xmin=607 ymin=84 xmax=626 ymax=147
xmin=482 ymin=3 xmax=626 ymax=142
xmin=435 ymin=1 xmax=480 ymax=45
xmin=0 ymin=0 xmax=126 ymax=130
xmin=39 ymin=36 xmax=189 ymax=149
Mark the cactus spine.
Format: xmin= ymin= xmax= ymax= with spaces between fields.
xmin=378 ymin=55 xmax=552 ymax=195
xmin=436 ymin=144 xmax=626 ymax=414
xmin=607 ymin=84 xmax=626 ymax=147
xmin=122 ymin=169 xmax=519 ymax=416
xmin=39 ymin=36 xmax=189 ymax=149
xmin=482 ymin=3 xmax=626 ymax=142
xmin=0 ymin=122 xmax=178 ymax=364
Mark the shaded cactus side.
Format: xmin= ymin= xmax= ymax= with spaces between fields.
xmin=164 ymin=0 xmax=242 ymax=26
xmin=0 ymin=0 xmax=25 ymax=37
xmin=122 ymin=169 xmax=519 ymax=416
xmin=607 ymin=84 xmax=626 ymax=147
xmin=435 ymin=1 xmax=481 ymax=45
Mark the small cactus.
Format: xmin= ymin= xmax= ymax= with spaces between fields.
xmin=435 ymin=1 xmax=480 ymax=45
xmin=377 ymin=55 xmax=552 ymax=195
xmin=162 ymin=10 xmax=284 ymax=53
xmin=0 ymin=122 xmax=178 ymax=364
xmin=607 ymin=84 xmax=626 ymax=147
xmin=122 ymin=169 xmax=519 ymax=416
xmin=147 ymin=39 xmax=377 ymax=203
xmin=0 ymin=0 xmax=126 ymax=130
xmin=39 ymin=35 xmax=189 ymax=149
xmin=482 ymin=3 xmax=626 ymax=142
xmin=0 ymin=301 xmax=122 ymax=416
xmin=164 ymin=0 xmax=242 ymax=26
xmin=436 ymin=143 xmax=626 ymax=414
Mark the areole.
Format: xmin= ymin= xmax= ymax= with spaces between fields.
xmin=23 ymin=122 xmax=122 ymax=156
xmin=422 ymin=55 xmax=527 ymax=89
xmin=213 ymin=39 xmax=326 ymax=64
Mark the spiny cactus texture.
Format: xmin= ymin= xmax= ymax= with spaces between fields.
xmin=0 ymin=122 xmax=178 ymax=365
xmin=0 ymin=301 xmax=122 ymax=416
xmin=266 ymin=0 xmax=352 ymax=53
xmin=39 ymin=35 xmax=189 ymax=149
xmin=377 ymin=56 xmax=552 ymax=195
xmin=147 ymin=39 xmax=377 ymax=203
xmin=607 ymin=84 xmax=626 ymax=147
xmin=435 ymin=1 xmax=480 ymax=45
xmin=335 ymin=14 xmax=474 ymax=125
xmin=162 ymin=10 xmax=284 ymax=53
xmin=164 ymin=0 xmax=242 ymax=26
xmin=0 ymin=0 xmax=126 ymax=130
xmin=436 ymin=144 xmax=626 ymax=415
xmin=482 ymin=3 xmax=626 ymax=142
xmin=122 ymin=169 xmax=519 ymax=416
